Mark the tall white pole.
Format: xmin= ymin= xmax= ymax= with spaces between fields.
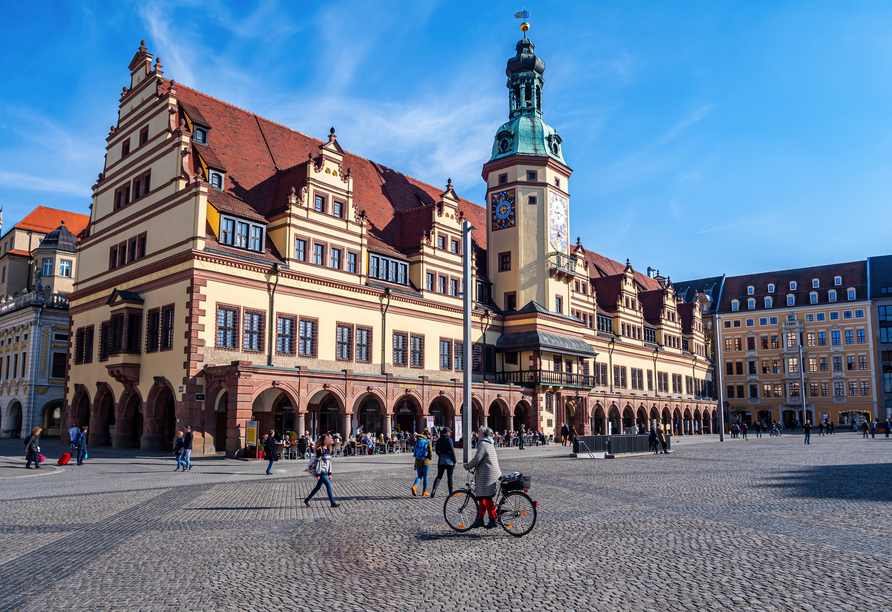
xmin=462 ymin=221 xmax=476 ymax=462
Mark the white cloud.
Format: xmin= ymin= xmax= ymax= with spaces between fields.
xmin=0 ymin=172 xmax=87 ymax=197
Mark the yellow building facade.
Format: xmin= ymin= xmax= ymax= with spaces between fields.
xmin=62 ymin=39 xmax=716 ymax=455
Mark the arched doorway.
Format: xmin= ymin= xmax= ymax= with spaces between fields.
xmin=650 ymin=407 xmax=659 ymax=430
xmin=672 ymin=408 xmax=682 ymax=435
xmin=607 ymin=406 xmax=620 ymax=435
xmin=274 ymin=394 xmax=295 ymax=436
xmin=622 ymin=406 xmax=634 ymax=433
xmin=702 ymin=409 xmax=712 ymax=434
xmin=592 ymin=405 xmax=604 ymax=435
xmin=115 ymin=391 xmax=143 ymax=449
xmin=41 ymin=401 xmax=63 ymax=437
xmin=319 ymin=397 xmax=341 ymax=436
xmin=487 ymin=400 xmax=508 ymax=433
xmin=513 ymin=401 xmax=529 ymax=431
xmin=8 ymin=402 xmax=22 ymax=438
xmin=91 ymin=390 xmax=115 ymax=447
xmin=395 ymin=398 xmax=417 ymax=433
xmin=74 ymin=392 xmax=90 ymax=430
xmin=358 ymin=398 xmax=383 ymax=435
xmin=429 ymin=400 xmax=451 ymax=431
xmin=684 ymin=408 xmax=693 ymax=434
xmin=693 ymin=409 xmax=701 ymax=434
xmin=661 ymin=408 xmax=671 ymax=431
xmin=636 ymin=407 xmax=647 ymax=432
xmin=215 ymin=391 xmax=229 ymax=453
xmin=143 ymin=385 xmax=177 ymax=451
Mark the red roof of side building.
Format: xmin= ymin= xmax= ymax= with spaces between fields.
xmin=13 ymin=206 xmax=89 ymax=236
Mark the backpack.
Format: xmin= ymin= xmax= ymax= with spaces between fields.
xmin=413 ymin=439 xmax=429 ymax=461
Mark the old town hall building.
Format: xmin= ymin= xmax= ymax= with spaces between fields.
xmin=62 ymin=38 xmax=716 ymax=455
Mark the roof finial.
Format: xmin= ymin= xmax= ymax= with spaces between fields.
xmin=139 ymin=40 xmax=147 ymax=52
xmin=328 ymin=127 xmax=336 ymax=142
xmin=447 ymin=177 xmax=452 ymax=189
xmin=514 ymin=8 xmax=531 ymax=39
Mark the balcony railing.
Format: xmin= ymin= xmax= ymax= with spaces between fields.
xmin=496 ymin=369 xmax=597 ymax=388
xmin=546 ymin=251 xmax=577 ymax=277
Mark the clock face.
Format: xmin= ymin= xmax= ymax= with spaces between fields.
xmin=548 ymin=192 xmax=569 ymax=252
xmin=491 ymin=189 xmax=516 ymax=231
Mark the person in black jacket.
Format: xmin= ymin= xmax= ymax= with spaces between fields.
xmin=264 ymin=430 xmax=278 ymax=475
xmin=173 ymin=431 xmax=186 ymax=471
xmin=429 ymin=427 xmax=457 ymax=498
xmin=182 ymin=426 xmax=194 ymax=472
xmin=25 ymin=427 xmax=42 ymax=469
xmin=76 ymin=426 xmax=88 ymax=465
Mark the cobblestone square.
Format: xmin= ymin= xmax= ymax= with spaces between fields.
xmin=0 ymin=433 xmax=890 ymax=612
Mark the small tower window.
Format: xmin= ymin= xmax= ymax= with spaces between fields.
xmin=210 ymin=171 xmax=224 ymax=190
xmin=527 ymin=171 xmax=537 ymax=181
xmin=554 ymin=178 xmax=561 ymax=188
xmin=499 ymin=173 xmax=508 ymax=184
xmin=194 ymin=127 xmax=207 ymax=144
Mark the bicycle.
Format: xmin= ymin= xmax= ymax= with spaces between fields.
xmin=443 ymin=469 xmax=537 ymax=537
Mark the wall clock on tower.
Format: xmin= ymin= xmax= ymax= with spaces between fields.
xmin=548 ymin=192 xmax=569 ymax=252
xmin=491 ymin=189 xmax=516 ymax=230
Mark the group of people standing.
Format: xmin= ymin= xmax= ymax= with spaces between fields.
xmin=648 ymin=427 xmax=670 ymax=454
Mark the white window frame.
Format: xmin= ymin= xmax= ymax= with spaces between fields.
xmin=834 ymin=276 xmax=842 ymax=286
xmin=847 ymin=288 xmax=856 ymax=300
xmin=768 ymin=284 xmax=775 ymax=293
xmin=41 ymin=258 xmax=53 ymax=277
xmin=747 ymin=298 xmax=755 ymax=309
xmin=747 ymin=286 xmax=754 ymax=295
xmin=828 ymin=290 xmax=837 ymax=302
xmin=765 ymin=297 xmax=772 ymax=308
xmin=787 ymin=295 xmax=795 ymax=306
xmin=731 ymin=300 xmax=739 ymax=311
xmin=58 ymin=259 xmax=72 ymax=278
xmin=809 ymin=292 xmax=818 ymax=304
xmin=789 ymin=281 xmax=797 ymax=290
xmin=812 ymin=279 xmax=819 ymax=288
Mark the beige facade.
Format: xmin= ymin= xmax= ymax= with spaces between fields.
xmin=62 ymin=39 xmax=716 ymax=456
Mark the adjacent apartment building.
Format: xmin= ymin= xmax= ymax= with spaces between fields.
xmin=867 ymin=255 xmax=892 ymax=421
xmin=62 ymin=38 xmax=716 ymax=456
xmin=680 ymin=261 xmax=878 ymax=428
xmin=0 ymin=207 xmax=88 ymax=437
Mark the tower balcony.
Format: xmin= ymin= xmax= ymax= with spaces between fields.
xmin=546 ymin=251 xmax=577 ymax=278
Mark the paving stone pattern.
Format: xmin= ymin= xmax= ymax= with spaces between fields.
xmin=0 ymin=434 xmax=890 ymax=611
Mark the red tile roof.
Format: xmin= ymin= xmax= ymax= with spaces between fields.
xmin=13 ymin=206 xmax=89 ymax=236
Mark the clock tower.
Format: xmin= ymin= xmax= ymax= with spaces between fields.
xmin=482 ymin=34 xmax=573 ymax=314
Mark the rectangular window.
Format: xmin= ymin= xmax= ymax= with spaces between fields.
xmin=146 ymin=308 xmax=160 ymax=353
xmin=747 ymin=337 xmax=755 ymax=350
xmin=450 ymin=279 xmax=458 ymax=296
xmin=807 ymin=357 xmax=818 ymax=372
xmin=295 ymin=239 xmax=306 ymax=262
xmin=42 ymin=258 xmax=53 ymax=276
xmin=830 ymin=311 xmax=839 ymax=320
xmin=821 ymin=382 xmax=829 ymax=397
xmin=555 ymin=296 xmax=563 ymax=314
xmin=314 ymin=195 xmax=325 ymax=213
xmin=221 ymin=219 xmax=235 ymax=245
xmin=451 ymin=240 xmax=459 ymax=253
xmin=845 ymin=330 xmax=854 ymax=345
xmin=217 ymin=307 xmax=239 ymax=349
xmin=769 ymin=316 xmax=778 ymax=325
xmin=857 ymin=329 xmax=866 ymax=344
xmin=820 ymin=357 xmax=828 ymax=372
xmin=855 ymin=309 xmax=865 ymax=318
xmin=83 ymin=326 xmax=94 ymax=364
xmin=355 ymin=326 xmax=371 ymax=362
xmin=126 ymin=313 xmax=141 ymax=354
xmin=139 ymin=125 xmax=149 ymax=146
xmin=749 ymin=360 xmax=757 ymax=374
xmin=118 ymin=242 xmax=127 ymax=267
xmin=439 ymin=339 xmax=452 ymax=370
xmin=818 ymin=332 xmax=827 ymax=346
xmin=787 ymin=357 xmax=799 ymax=373
xmin=58 ymin=259 xmax=72 ymax=277
xmin=438 ymin=276 xmax=446 ymax=294
xmin=128 ymin=238 xmax=137 ymax=263
xmin=235 ymin=222 xmax=249 ymax=248
xmin=789 ymin=382 xmax=800 ymax=398
xmin=453 ymin=341 xmax=464 ymax=371
xmin=831 ymin=331 xmax=841 ymax=345
xmin=121 ymin=139 xmax=130 ymax=157
xmin=847 ymin=356 xmax=855 ymax=371
xmin=843 ymin=310 xmax=853 ymax=319
xmin=849 ymin=381 xmax=858 ymax=396
xmin=806 ymin=332 xmax=815 ymax=347
xmin=299 ymin=318 xmax=317 ymax=357
xmin=527 ymin=171 xmax=537 ymax=181
xmin=410 ymin=334 xmax=424 ymax=368
xmin=438 ymin=235 xmax=445 ymax=249
xmin=99 ymin=322 xmax=110 ymax=362
xmin=249 ymin=226 xmax=263 ymax=252
xmin=348 ymin=252 xmax=357 ymax=273
xmin=243 ymin=310 xmax=264 ymax=352
xmin=336 ymin=324 xmax=353 ymax=361
xmin=499 ymin=252 xmax=511 ymax=272
xmin=861 ymin=381 xmax=870 ymax=396
xmin=505 ymin=292 xmax=517 ymax=311
xmin=314 ymin=244 xmax=324 ymax=266
xmin=393 ymin=332 xmax=408 ymax=366
xmin=833 ymin=356 xmax=843 ymax=371
xmin=834 ymin=381 xmax=845 ymax=396
xmin=426 ymin=273 xmax=434 ymax=291
xmin=50 ymin=352 xmax=66 ymax=379
xmin=333 ymin=201 xmax=343 ymax=218
xmin=499 ymin=173 xmax=507 ymax=184
xmin=817 ymin=313 xmax=825 ymax=321
xmin=859 ymin=355 xmax=867 ymax=370
xmin=330 ymin=248 xmax=341 ymax=270
xmin=276 ymin=315 xmax=295 ymax=354
xmin=805 ymin=314 xmax=815 ymax=322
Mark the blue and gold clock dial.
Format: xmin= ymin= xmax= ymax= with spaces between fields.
xmin=491 ymin=189 xmax=516 ymax=231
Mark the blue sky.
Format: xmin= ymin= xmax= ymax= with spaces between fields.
xmin=2 ymin=1 xmax=891 ymax=280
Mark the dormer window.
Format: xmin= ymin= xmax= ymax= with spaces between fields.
xmin=787 ymin=294 xmax=795 ymax=306
xmin=828 ymin=290 xmax=837 ymax=302
xmin=789 ymin=281 xmax=797 ymax=290
xmin=219 ymin=214 xmax=265 ymax=253
xmin=765 ymin=297 xmax=773 ymax=308
xmin=847 ymin=288 xmax=856 ymax=300
xmin=834 ymin=276 xmax=842 ymax=286
xmin=768 ymin=284 xmax=775 ymax=293
xmin=369 ymin=254 xmax=408 ymax=285
xmin=812 ymin=279 xmax=819 ymax=288
xmin=731 ymin=300 xmax=739 ymax=311
xmin=210 ymin=171 xmax=224 ymax=190
xmin=810 ymin=292 xmax=818 ymax=304
xmin=747 ymin=286 xmax=754 ymax=295
xmin=194 ymin=126 xmax=208 ymax=144
xmin=747 ymin=298 xmax=755 ymax=309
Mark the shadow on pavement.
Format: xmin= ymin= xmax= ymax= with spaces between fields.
xmin=767 ymin=463 xmax=892 ymax=501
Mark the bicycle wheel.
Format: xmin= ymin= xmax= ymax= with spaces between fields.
xmin=496 ymin=491 xmax=536 ymax=537
xmin=444 ymin=489 xmax=478 ymax=532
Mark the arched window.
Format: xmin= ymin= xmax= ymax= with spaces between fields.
xmin=731 ymin=300 xmax=739 ymax=311
xmin=847 ymin=288 xmax=856 ymax=300
xmin=767 ymin=284 xmax=775 ymax=293
xmin=747 ymin=298 xmax=755 ymax=309
xmin=747 ymin=286 xmax=754 ymax=295
xmin=834 ymin=276 xmax=842 ymax=286
xmin=812 ymin=279 xmax=820 ymax=288
xmin=765 ymin=297 xmax=773 ymax=308
xmin=789 ymin=281 xmax=797 ymax=290
xmin=809 ymin=292 xmax=818 ymax=304
xmin=828 ymin=290 xmax=837 ymax=302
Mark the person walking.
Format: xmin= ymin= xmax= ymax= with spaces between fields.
xmin=518 ymin=424 xmax=526 ymax=450
xmin=463 ymin=426 xmax=502 ymax=529
xmin=24 ymin=427 xmax=42 ymax=469
xmin=560 ymin=423 xmax=570 ymax=446
xmin=740 ymin=422 xmax=748 ymax=441
xmin=264 ymin=429 xmax=278 ymax=475
xmin=430 ymin=427 xmax=457 ymax=498
xmin=173 ymin=431 xmax=186 ymax=471
xmin=411 ymin=430 xmax=432 ymax=497
xmin=803 ymin=420 xmax=812 ymax=445
xmin=885 ymin=418 xmax=891 ymax=439
xmin=182 ymin=425 xmax=194 ymax=472
xmin=649 ymin=427 xmax=659 ymax=454
xmin=303 ymin=434 xmax=340 ymax=508
xmin=68 ymin=422 xmax=79 ymax=450
xmin=657 ymin=427 xmax=668 ymax=454
xmin=754 ymin=421 xmax=762 ymax=439
xmin=75 ymin=426 xmax=88 ymax=465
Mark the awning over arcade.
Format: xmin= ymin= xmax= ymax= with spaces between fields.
xmin=495 ymin=330 xmax=597 ymax=359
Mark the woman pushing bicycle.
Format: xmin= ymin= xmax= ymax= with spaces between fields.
xmin=463 ymin=426 xmax=502 ymax=529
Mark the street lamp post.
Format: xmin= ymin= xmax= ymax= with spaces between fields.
xmin=799 ymin=343 xmax=808 ymax=424
xmin=462 ymin=221 xmax=476 ymax=463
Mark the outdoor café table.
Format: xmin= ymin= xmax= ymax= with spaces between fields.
xmin=275 ymin=442 xmax=285 ymax=458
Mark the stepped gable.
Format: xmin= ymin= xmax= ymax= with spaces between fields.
xmin=718 ymin=260 xmax=867 ymax=312
xmin=583 ymin=250 xmax=661 ymax=291
xmin=175 ymin=85 xmax=486 ymax=254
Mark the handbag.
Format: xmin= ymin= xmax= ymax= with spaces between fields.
xmin=38 ymin=454 xmax=45 ymax=463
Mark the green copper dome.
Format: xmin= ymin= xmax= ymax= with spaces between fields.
xmin=489 ymin=39 xmax=566 ymax=166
